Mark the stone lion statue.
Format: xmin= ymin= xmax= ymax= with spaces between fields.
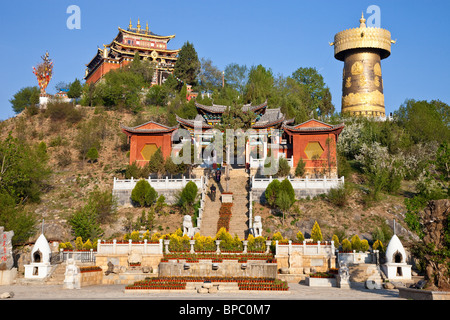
xmin=183 ymin=215 xmax=194 ymax=238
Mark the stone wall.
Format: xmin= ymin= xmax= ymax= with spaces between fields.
xmin=159 ymin=261 xmax=278 ymax=278
xmin=80 ymin=270 xmax=103 ymax=287
xmin=113 ymin=189 xmax=200 ymax=206
xmin=251 ymin=188 xmax=330 ymax=204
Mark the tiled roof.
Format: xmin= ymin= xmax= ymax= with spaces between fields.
xmin=175 ymin=115 xmax=213 ymax=128
xmin=120 ymin=121 xmax=177 ymax=133
xmin=252 ymin=108 xmax=285 ymax=128
xmin=195 ymin=100 xmax=268 ymax=114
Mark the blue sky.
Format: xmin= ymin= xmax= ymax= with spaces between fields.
xmin=1 ymin=0 xmax=449 ymax=120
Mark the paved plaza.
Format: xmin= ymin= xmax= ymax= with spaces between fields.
xmin=0 ymin=282 xmax=402 ymax=300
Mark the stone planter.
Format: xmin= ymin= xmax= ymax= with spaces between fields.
xmin=398 ymin=287 xmax=450 ymax=300
xmin=221 ymin=193 xmax=233 ymax=203
xmin=305 ymin=276 xmax=337 ymax=287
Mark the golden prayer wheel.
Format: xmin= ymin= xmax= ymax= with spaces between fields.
xmin=331 ymin=13 xmax=395 ymax=117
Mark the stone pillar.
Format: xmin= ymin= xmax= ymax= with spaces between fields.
xmin=215 ymin=240 xmax=221 ymax=254
xmin=265 ymin=240 xmax=272 ymax=254
xmin=243 ymin=240 xmax=248 ymax=253
xmin=164 ymin=240 xmax=170 ymax=253
xmin=190 ymin=240 xmax=195 ymax=254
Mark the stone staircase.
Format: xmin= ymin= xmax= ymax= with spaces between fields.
xmin=44 ymin=263 xmax=67 ymax=284
xmin=349 ymin=263 xmax=386 ymax=284
xmin=227 ymin=169 xmax=249 ymax=239
xmin=200 ymin=168 xmax=249 ymax=239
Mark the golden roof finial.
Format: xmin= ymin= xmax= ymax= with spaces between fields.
xmin=129 ymin=18 xmax=132 ymax=30
xmin=137 ymin=18 xmax=141 ymax=30
xmin=359 ymin=11 xmax=366 ymax=28
xmin=146 ymin=21 xmax=149 ymax=34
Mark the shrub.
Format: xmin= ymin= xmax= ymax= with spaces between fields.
xmin=361 ymin=239 xmax=370 ymax=252
xmin=326 ymin=183 xmax=350 ymax=207
xmin=341 ymin=238 xmax=352 ymax=251
xmin=280 ymin=178 xmax=296 ymax=205
xmin=86 ymin=147 xmax=99 ymax=162
xmin=265 ymin=179 xmax=280 ymax=207
xmin=247 ymin=234 xmax=266 ymax=252
xmin=295 ymin=158 xmax=306 ymax=177
xmin=372 ymin=239 xmax=384 ymax=252
xmin=75 ymin=237 xmax=84 ymax=251
xmin=148 ymin=147 xmax=165 ymax=177
xmin=296 ymin=231 xmax=305 ymax=242
xmin=350 ymin=235 xmax=362 ymax=252
xmin=311 ymin=221 xmax=323 ymax=242
xmin=178 ymin=181 xmax=198 ymax=211
xmin=277 ymin=157 xmax=291 ymax=177
xmin=83 ymin=239 xmax=93 ymax=250
xmin=131 ymin=179 xmax=158 ymax=207
xmin=331 ymin=234 xmax=340 ymax=248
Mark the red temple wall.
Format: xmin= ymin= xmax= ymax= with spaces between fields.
xmin=129 ymin=133 xmax=173 ymax=166
xmin=291 ymin=133 xmax=338 ymax=175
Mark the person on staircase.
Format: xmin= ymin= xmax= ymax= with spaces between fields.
xmin=210 ymin=184 xmax=216 ymax=201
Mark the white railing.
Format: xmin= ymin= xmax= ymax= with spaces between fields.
xmin=58 ymin=249 xmax=96 ymax=263
xmin=113 ymin=176 xmax=204 ymax=190
xmin=249 ymin=156 xmax=293 ymax=169
xmin=251 ymin=175 xmax=344 ymax=190
xmin=275 ymin=240 xmax=335 ymax=257
xmin=96 ymin=239 xmax=163 ymax=255
xmin=196 ymin=176 xmax=208 ymax=230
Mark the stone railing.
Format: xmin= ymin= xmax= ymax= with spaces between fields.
xmin=113 ymin=176 xmax=204 ymax=191
xmin=195 ymin=176 xmax=208 ymax=230
xmin=96 ymin=239 xmax=163 ymax=255
xmin=251 ymin=175 xmax=344 ymax=190
xmin=336 ymin=250 xmax=380 ymax=266
xmin=275 ymin=240 xmax=336 ymax=256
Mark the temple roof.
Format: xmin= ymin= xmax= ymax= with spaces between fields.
xmin=251 ymin=108 xmax=286 ymax=129
xmin=176 ymin=115 xmax=213 ymax=129
xmin=120 ymin=121 xmax=177 ymax=134
xmin=283 ymin=119 xmax=344 ymax=133
xmin=195 ymin=100 xmax=268 ymax=114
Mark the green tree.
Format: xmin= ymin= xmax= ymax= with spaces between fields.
xmin=291 ymin=67 xmax=334 ymax=116
xmin=199 ymin=58 xmax=223 ymax=91
xmin=296 ymin=231 xmax=305 ymax=243
xmin=331 ymin=234 xmax=340 ymax=249
xmin=311 ymin=221 xmax=323 ymax=242
xmin=277 ymin=158 xmax=291 ymax=177
xmin=280 ymin=178 xmax=296 ymax=205
xmin=265 ymin=179 xmax=281 ymax=207
xmin=396 ymin=99 xmax=450 ymax=144
xmin=69 ymin=205 xmax=104 ymax=240
xmin=86 ymin=147 xmax=99 ymax=162
xmin=178 ymin=181 xmax=198 ymax=212
xmin=148 ymin=147 xmax=165 ymax=178
xmin=295 ymin=158 xmax=306 ymax=177
xmin=131 ymin=179 xmax=158 ymax=207
xmin=173 ymin=41 xmax=200 ymax=85
xmin=0 ymin=132 xmax=51 ymax=204
xmin=224 ymin=63 xmax=248 ymax=95
xmin=68 ymin=78 xmax=83 ymax=99
xmin=164 ymin=156 xmax=178 ymax=178
xmin=244 ymin=64 xmax=274 ymax=104
xmin=10 ymin=86 xmax=40 ymax=114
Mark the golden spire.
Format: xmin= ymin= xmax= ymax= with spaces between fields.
xmin=146 ymin=21 xmax=149 ymax=34
xmin=137 ymin=18 xmax=141 ymax=31
xmin=359 ymin=11 xmax=366 ymax=28
xmin=129 ymin=18 xmax=132 ymax=30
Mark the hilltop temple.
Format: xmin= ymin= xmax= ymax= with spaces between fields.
xmin=121 ymin=101 xmax=344 ymax=177
xmin=84 ymin=19 xmax=179 ymax=85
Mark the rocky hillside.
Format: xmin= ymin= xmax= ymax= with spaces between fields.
xmin=0 ymin=104 xmax=420 ymax=247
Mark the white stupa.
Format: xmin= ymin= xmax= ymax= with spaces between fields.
xmin=24 ymin=233 xmax=53 ymax=279
xmin=381 ymin=222 xmax=412 ymax=281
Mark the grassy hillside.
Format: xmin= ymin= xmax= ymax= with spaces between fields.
xmin=0 ymin=102 xmax=422 ymax=248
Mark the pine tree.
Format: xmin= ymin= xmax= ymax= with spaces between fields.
xmin=148 ymin=147 xmax=165 ymax=178
xmin=173 ymin=41 xmax=200 ymax=85
xmin=295 ymin=158 xmax=306 ymax=177
xmin=311 ymin=221 xmax=323 ymax=243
